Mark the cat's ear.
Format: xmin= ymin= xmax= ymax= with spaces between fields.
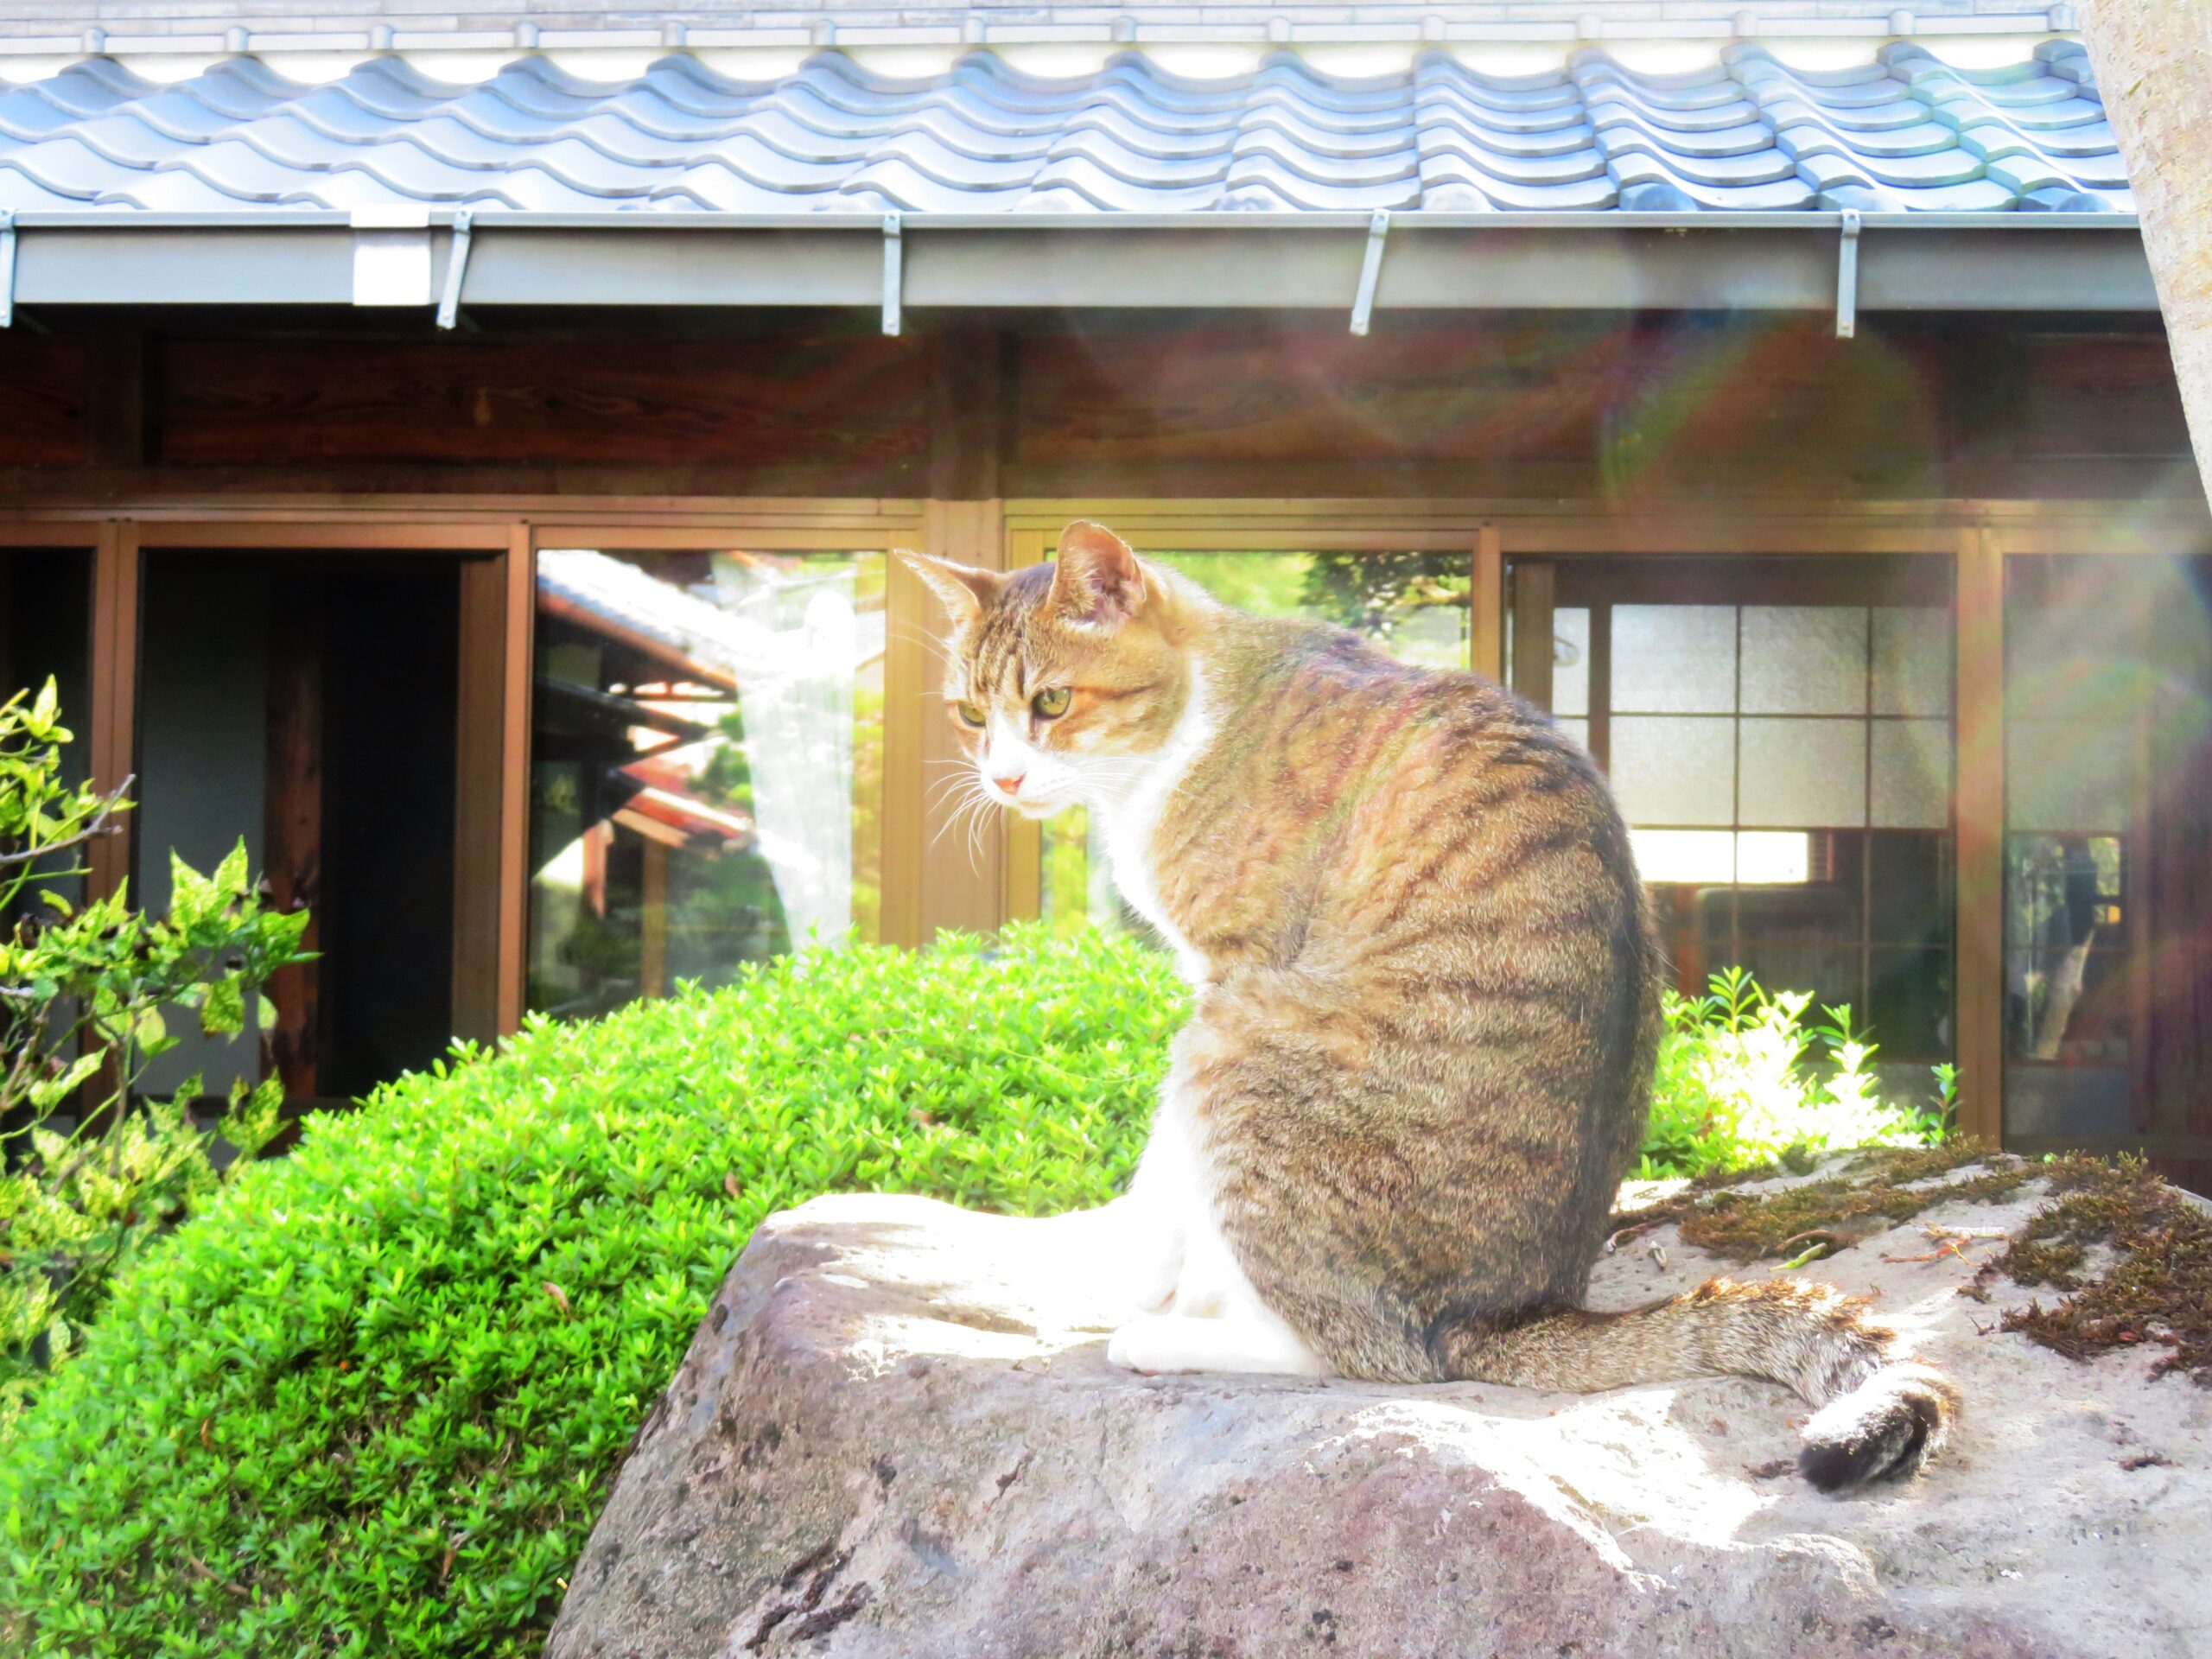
xmin=1049 ymin=521 xmax=1146 ymax=630
xmin=895 ymin=549 xmax=1001 ymax=621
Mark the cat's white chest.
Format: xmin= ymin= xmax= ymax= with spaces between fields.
xmin=1094 ymin=674 xmax=1215 ymax=989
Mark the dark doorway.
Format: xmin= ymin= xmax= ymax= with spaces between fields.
xmin=136 ymin=554 xmax=461 ymax=1107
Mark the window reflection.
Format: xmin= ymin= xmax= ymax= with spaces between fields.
xmin=529 ymin=549 xmax=884 ymax=1019
xmin=2003 ymin=554 xmax=2212 ymax=1144
xmin=1517 ymin=557 xmax=1956 ymax=1077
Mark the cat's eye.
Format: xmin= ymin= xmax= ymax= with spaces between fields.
xmin=955 ymin=699 xmax=986 ymax=728
xmin=1032 ymin=687 xmax=1071 ymax=720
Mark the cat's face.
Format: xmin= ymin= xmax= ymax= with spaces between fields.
xmin=901 ymin=522 xmax=1195 ymax=820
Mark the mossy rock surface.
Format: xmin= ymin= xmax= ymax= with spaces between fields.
xmin=549 ymin=1156 xmax=2212 ymax=1659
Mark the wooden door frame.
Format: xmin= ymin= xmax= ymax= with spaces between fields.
xmin=14 ymin=490 xmax=2209 ymax=1150
xmin=123 ymin=523 xmax=517 ymax=1059
xmin=1978 ymin=518 xmax=2212 ymax=1160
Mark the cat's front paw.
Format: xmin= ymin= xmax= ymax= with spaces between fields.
xmin=1106 ymin=1314 xmax=1189 ymax=1376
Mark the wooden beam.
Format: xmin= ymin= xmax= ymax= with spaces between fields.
xmin=263 ymin=575 xmax=325 ymax=1100
xmin=86 ymin=522 xmax=139 ymax=905
xmin=1955 ymin=524 xmax=2006 ymax=1147
xmin=86 ymin=330 xmax=149 ymax=470
xmin=928 ymin=326 xmax=1005 ymax=501
xmin=1472 ymin=524 xmax=1503 ymax=681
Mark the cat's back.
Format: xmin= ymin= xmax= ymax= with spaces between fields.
xmin=1226 ymin=620 xmax=1637 ymax=944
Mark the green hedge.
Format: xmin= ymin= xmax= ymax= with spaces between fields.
xmin=0 ymin=925 xmax=1944 ymax=1656
xmin=0 ymin=928 xmax=1183 ymax=1658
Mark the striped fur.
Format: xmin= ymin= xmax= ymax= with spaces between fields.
xmin=902 ymin=522 xmax=1956 ymax=1492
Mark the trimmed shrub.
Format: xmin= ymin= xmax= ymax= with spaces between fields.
xmin=0 ymin=931 xmax=1946 ymax=1656
xmin=0 ymin=929 xmax=1184 ymax=1657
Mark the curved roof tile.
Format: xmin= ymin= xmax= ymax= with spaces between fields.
xmin=0 ymin=39 xmax=2131 ymax=215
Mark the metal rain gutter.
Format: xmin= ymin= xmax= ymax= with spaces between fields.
xmin=0 ymin=211 xmax=2155 ymax=333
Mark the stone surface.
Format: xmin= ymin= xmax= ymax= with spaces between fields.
xmin=545 ymin=1166 xmax=2212 ymax=1659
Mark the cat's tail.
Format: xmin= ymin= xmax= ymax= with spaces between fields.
xmin=1432 ymin=1277 xmax=1956 ymax=1491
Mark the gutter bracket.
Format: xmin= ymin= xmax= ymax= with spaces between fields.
xmin=881 ymin=212 xmax=903 ymax=337
xmin=436 ymin=207 xmax=474 ymax=331
xmin=1350 ymin=207 xmax=1390 ymax=337
xmin=0 ymin=210 xmax=15 ymax=330
xmin=1835 ymin=207 xmax=1862 ymax=340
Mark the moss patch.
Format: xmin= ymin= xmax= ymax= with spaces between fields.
xmin=1970 ymin=1154 xmax=2212 ymax=1386
xmin=1610 ymin=1142 xmax=2031 ymax=1264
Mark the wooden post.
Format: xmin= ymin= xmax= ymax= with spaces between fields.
xmin=264 ymin=575 xmax=325 ymax=1101
xmin=882 ymin=499 xmax=1008 ymax=946
xmin=999 ymin=528 xmax=1051 ymax=925
xmin=1472 ymin=524 xmax=1504 ymax=682
xmin=640 ymin=840 xmax=669 ymax=999
xmin=86 ymin=522 xmax=140 ymax=905
xmin=1955 ymin=525 xmax=2006 ymax=1147
xmin=881 ymin=543 xmax=928 ymax=952
xmin=452 ymin=556 xmax=505 ymax=1044
xmin=1510 ymin=557 xmax=1556 ymax=711
xmin=499 ymin=526 xmax=535 ymax=1034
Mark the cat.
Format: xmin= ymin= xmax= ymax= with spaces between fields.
xmin=900 ymin=520 xmax=1956 ymax=1491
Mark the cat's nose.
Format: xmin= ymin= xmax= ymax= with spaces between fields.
xmin=991 ymin=772 xmax=1027 ymax=798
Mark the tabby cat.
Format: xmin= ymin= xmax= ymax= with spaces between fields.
xmin=902 ymin=521 xmax=1955 ymax=1491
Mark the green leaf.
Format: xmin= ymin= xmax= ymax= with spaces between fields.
xmin=200 ymin=977 xmax=246 ymax=1039
xmin=213 ymin=838 xmax=251 ymax=900
xmin=27 ymin=1053 xmax=101 ymax=1112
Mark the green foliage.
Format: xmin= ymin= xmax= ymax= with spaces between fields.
xmin=1 ymin=682 xmax=309 ymax=1431
xmin=0 ymin=915 xmax=1948 ymax=1656
xmin=0 ymin=927 xmax=1185 ymax=1658
xmin=1639 ymin=967 xmax=1948 ymax=1179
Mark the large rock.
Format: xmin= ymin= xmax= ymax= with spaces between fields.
xmin=546 ymin=1166 xmax=2212 ymax=1659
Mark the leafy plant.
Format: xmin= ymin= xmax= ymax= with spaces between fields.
xmin=0 ymin=920 xmax=1948 ymax=1656
xmin=0 ymin=679 xmax=310 ymax=1431
xmin=1639 ymin=966 xmax=1948 ymax=1179
xmin=0 ymin=926 xmax=1185 ymax=1658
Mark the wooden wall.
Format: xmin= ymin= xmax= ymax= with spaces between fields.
xmin=0 ymin=309 xmax=2196 ymax=507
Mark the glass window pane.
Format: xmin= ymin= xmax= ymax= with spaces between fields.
xmin=1610 ymin=715 xmax=1734 ymax=827
xmin=1738 ymin=717 xmax=1866 ymax=828
xmin=1611 ymin=605 xmax=1737 ymax=713
xmin=1735 ymin=830 xmax=1813 ymax=885
xmin=1154 ymin=550 xmax=1471 ymax=671
xmin=2007 ymin=946 xmax=2130 ymax=1065
xmin=1871 ymin=718 xmax=1951 ymax=830
xmin=1735 ymin=944 xmax=1862 ymax=1023
xmin=1872 ymin=607 xmax=1951 ymax=716
xmin=1553 ymin=607 xmax=1590 ymax=717
xmin=2007 ymin=720 xmax=2133 ymax=832
xmin=1868 ymin=831 xmax=1952 ymax=947
xmin=1554 ymin=716 xmax=1591 ymax=754
xmin=530 ymin=548 xmax=884 ymax=1020
xmin=1867 ymin=947 xmax=1951 ymax=1059
xmin=2003 ymin=1064 xmax=2135 ymax=1139
xmin=1630 ymin=829 xmax=1735 ymax=885
xmin=1741 ymin=605 xmax=1866 ymax=715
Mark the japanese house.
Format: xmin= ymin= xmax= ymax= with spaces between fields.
xmin=2 ymin=0 xmax=2207 ymax=1185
